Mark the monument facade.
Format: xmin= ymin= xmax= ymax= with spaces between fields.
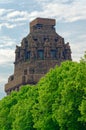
xmin=5 ymin=18 xmax=72 ymax=94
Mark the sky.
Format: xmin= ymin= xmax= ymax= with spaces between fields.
xmin=0 ymin=0 xmax=86 ymax=99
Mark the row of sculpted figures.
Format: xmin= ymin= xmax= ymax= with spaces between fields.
xmin=15 ymin=37 xmax=71 ymax=63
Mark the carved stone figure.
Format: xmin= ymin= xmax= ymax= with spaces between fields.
xmin=65 ymin=42 xmax=71 ymax=60
xmin=44 ymin=39 xmax=50 ymax=58
xmin=15 ymin=46 xmax=20 ymax=61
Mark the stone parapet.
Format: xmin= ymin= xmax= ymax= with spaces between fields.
xmin=30 ymin=17 xmax=55 ymax=27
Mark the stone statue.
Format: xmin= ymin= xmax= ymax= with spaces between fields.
xmin=65 ymin=42 xmax=71 ymax=60
xmin=15 ymin=46 xmax=20 ymax=61
xmin=44 ymin=39 xmax=50 ymax=58
xmin=56 ymin=41 xmax=64 ymax=59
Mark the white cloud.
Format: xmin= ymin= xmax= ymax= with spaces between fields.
xmin=0 ymin=22 xmax=26 ymax=29
xmin=6 ymin=11 xmax=29 ymax=19
xmin=0 ymin=76 xmax=7 ymax=83
xmin=0 ymin=9 xmax=6 ymax=16
xmin=0 ymin=0 xmax=86 ymax=27
xmin=0 ymin=23 xmax=17 ymax=29
xmin=0 ymin=36 xmax=15 ymax=65
xmin=0 ymin=0 xmax=85 ymax=32
xmin=32 ymin=0 xmax=86 ymax=22
xmin=71 ymin=42 xmax=86 ymax=61
xmin=35 ymin=0 xmax=51 ymax=3
xmin=0 ymin=48 xmax=15 ymax=65
xmin=0 ymin=36 xmax=16 ymax=47
xmin=0 ymin=10 xmax=30 ymax=27
xmin=0 ymin=8 xmax=13 ymax=16
xmin=0 ymin=0 xmax=14 ymax=4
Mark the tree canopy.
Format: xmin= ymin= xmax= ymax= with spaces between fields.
xmin=0 ymin=54 xmax=86 ymax=130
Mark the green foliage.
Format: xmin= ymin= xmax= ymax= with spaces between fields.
xmin=10 ymin=86 xmax=38 ymax=130
xmin=52 ymin=61 xmax=86 ymax=130
xmin=32 ymin=67 xmax=59 ymax=130
xmin=0 ymin=53 xmax=86 ymax=130
xmin=0 ymin=92 xmax=17 ymax=130
xmin=78 ymin=87 xmax=86 ymax=124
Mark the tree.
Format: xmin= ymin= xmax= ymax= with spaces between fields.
xmin=32 ymin=67 xmax=60 ymax=130
xmin=52 ymin=61 xmax=86 ymax=130
xmin=0 ymin=53 xmax=86 ymax=130
xmin=10 ymin=85 xmax=38 ymax=130
xmin=0 ymin=92 xmax=17 ymax=130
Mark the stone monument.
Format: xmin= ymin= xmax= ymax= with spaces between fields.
xmin=5 ymin=18 xmax=72 ymax=94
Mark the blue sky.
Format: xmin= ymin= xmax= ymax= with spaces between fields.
xmin=0 ymin=0 xmax=86 ymax=99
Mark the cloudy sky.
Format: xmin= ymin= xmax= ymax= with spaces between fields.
xmin=0 ymin=0 xmax=86 ymax=99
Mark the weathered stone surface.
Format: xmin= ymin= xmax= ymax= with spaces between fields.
xmin=5 ymin=17 xmax=72 ymax=94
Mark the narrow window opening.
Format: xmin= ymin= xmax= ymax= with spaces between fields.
xmin=51 ymin=50 xmax=56 ymax=58
xmin=38 ymin=50 xmax=44 ymax=59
